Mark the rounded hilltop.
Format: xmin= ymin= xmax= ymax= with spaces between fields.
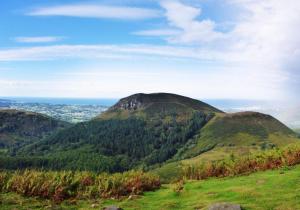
xmin=107 ymin=92 xmax=223 ymax=113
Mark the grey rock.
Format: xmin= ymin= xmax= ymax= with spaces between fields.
xmin=103 ymin=206 xmax=123 ymax=210
xmin=208 ymin=203 xmax=241 ymax=210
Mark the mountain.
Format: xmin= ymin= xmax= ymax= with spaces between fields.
xmin=99 ymin=93 xmax=222 ymax=120
xmin=106 ymin=93 xmax=222 ymax=112
xmin=14 ymin=93 xmax=221 ymax=171
xmin=2 ymin=93 xmax=299 ymax=174
xmin=0 ymin=109 xmax=70 ymax=149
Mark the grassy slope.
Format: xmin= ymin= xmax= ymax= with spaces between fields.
xmin=180 ymin=112 xmax=298 ymax=158
xmin=153 ymin=146 xmax=261 ymax=183
xmin=153 ymin=113 xmax=299 ymax=182
xmin=89 ymin=110 xmax=299 ymax=178
xmin=1 ymin=165 xmax=300 ymax=210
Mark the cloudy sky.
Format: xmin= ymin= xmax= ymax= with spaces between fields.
xmin=0 ymin=0 xmax=300 ymax=101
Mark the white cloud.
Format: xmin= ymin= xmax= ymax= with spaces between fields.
xmin=228 ymin=0 xmax=300 ymax=58
xmin=133 ymin=1 xmax=224 ymax=44
xmin=0 ymin=42 xmax=291 ymax=101
xmin=133 ymin=29 xmax=180 ymax=36
xmin=2 ymin=0 xmax=299 ymax=101
xmin=130 ymin=0 xmax=300 ymax=101
xmin=27 ymin=4 xmax=162 ymax=20
xmin=0 ymin=44 xmax=228 ymax=61
xmin=225 ymin=0 xmax=300 ymax=99
xmin=0 ymin=66 xmax=286 ymax=100
xmin=14 ymin=36 xmax=64 ymax=43
xmin=157 ymin=0 xmax=224 ymax=43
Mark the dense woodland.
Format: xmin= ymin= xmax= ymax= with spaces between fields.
xmin=1 ymin=111 xmax=209 ymax=172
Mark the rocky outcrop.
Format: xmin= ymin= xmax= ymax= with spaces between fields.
xmin=208 ymin=203 xmax=241 ymax=210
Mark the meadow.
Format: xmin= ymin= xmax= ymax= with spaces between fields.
xmin=1 ymin=143 xmax=300 ymax=209
xmin=1 ymin=164 xmax=300 ymax=209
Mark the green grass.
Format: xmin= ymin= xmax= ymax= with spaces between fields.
xmin=1 ymin=165 xmax=300 ymax=210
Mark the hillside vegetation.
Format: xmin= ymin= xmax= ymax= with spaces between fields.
xmin=101 ymin=164 xmax=300 ymax=210
xmin=2 ymin=166 xmax=299 ymax=210
xmin=0 ymin=170 xmax=160 ymax=203
xmin=176 ymin=111 xmax=298 ymax=159
xmin=1 ymin=145 xmax=300 ymax=209
xmin=15 ymin=109 xmax=210 ymax=172
xmin=0 ymin=109 xmax=70 ymax=150
xmin=5 ymin=93 xmax=221 ymax=172
xmin=101 ymin=93 xmax=222 ymax=119
xmin=1 ymin=93 xmax=300 ymax=209
xmin=0 ymin=93 xmax=299 ymax=177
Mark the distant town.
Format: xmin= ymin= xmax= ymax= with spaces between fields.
xmin=0 ymin=99 xmax=107 ymax=123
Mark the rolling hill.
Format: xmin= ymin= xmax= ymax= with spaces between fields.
xmin=176 ymin=111 xmax=298 ymax=160
xmin=153 ymin=111 xmax=299 ymax=182
xmin=101 ymin=93 xmax=222 ymax=118
xmin=15 ymin=93 xmax=220 ymax=171
xmin=1 ymin=93 xmax=298 ymax=175
xmin=0 ymin=109 xmax=70 ymax=150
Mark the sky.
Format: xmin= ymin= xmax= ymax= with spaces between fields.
xmin=0 ymin=0 xmax=300 ymax=101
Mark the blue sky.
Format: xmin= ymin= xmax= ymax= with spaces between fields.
xmin=0 ymin=0 xmax=299 ymax=101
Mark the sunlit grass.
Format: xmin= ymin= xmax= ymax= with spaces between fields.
xmin=1 ymin=165 xmax=300 ymax=209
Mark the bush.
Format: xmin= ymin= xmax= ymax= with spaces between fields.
xmin=0 ymin=170 xmax=160 ymax=203
xmin=183 ymin=143 xmax=300 ymax=180
xmin=172 ymin=179 xmax=184 ymax=194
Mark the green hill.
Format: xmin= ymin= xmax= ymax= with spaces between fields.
xmin=15 ymin=93 xmax=220 ymax=172
xmin=1 ymin=93 xmax=298 ymax=175
xmin=101 ymin=93 xmax=222 ymax=117
xmin=0 ymin=109 xmax=70 ymax=150
xmin=177 ymin=111 xmax=298 ymax=159
xmin=99 ymin=93 xmax=222 ymax=121
xmin=153 ymin=111 xmax=299 ymax=182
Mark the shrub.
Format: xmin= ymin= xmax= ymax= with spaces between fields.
xmin=0 ymin=170 xmax=160 ymax=203
xmin=183 ymin=143 xmax=300 ymax=180
xmin=172 ymin=179 xmax=184 ymax=194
